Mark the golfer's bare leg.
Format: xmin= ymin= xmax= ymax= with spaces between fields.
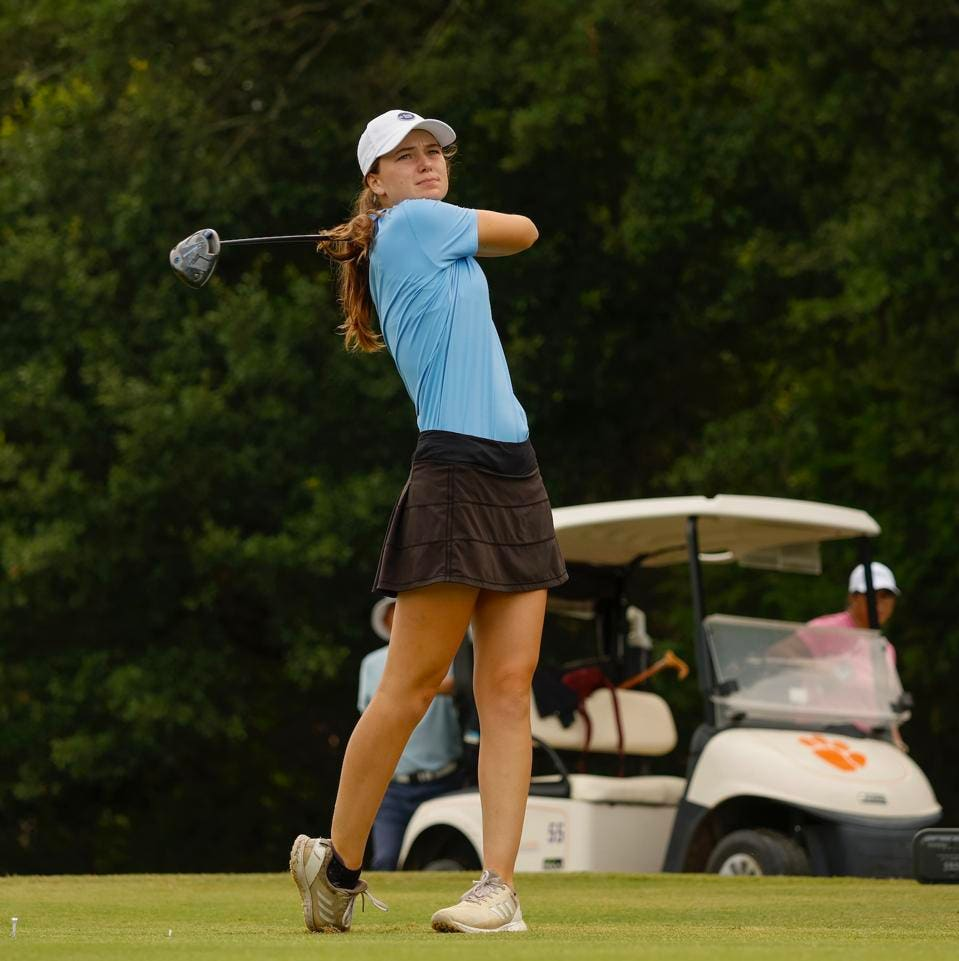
xmin=471 ymin=588 xmax=547 ymax=888
xmin=330 ymin=582 xmax=478 ymax=869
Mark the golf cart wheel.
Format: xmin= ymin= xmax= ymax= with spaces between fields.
xmin=706 ymin=829 xmax=809 ymax=876
xmin=423 ymin=857 xmax=470 ymax=871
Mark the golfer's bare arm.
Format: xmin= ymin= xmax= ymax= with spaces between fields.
xmin=476 ymin=210 xmax=538 ymax=257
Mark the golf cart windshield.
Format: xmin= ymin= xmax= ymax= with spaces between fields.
xmin=705 ymin=614 xmax=906 ymax=730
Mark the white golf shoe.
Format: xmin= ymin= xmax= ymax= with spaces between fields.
xmin=431 ymin=870 xmax=528 ymax=933
xmin=289 ymin=834 xmax=387 ymax=933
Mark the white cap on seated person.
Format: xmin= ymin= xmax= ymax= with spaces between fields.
xmin=371 ymin=597 xmax=396 ymax=642
xmin=848 ymin=562 xmax=900 ymax=596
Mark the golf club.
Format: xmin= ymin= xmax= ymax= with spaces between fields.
xmin=169 ymin=228 xmax=338 ymax=288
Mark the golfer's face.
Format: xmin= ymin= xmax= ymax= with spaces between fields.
xmin=369 ymin=130 xmax=448 ymax=207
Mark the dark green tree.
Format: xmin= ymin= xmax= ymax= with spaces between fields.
xmin=1 ymin=0 xmax=957 ymax=871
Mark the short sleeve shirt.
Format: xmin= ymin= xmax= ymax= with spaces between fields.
xmin=802 ymin=610 xmax=898 ymax=730
xmin=369 ymin=199 xmax=529 ymax=443
xmin=805 ymin=611 xmax=897 ymax=668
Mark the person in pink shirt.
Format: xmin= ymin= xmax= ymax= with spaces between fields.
xmin=802 ymin=562 xmax=906 ymax=751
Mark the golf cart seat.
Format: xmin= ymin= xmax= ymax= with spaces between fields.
xmin=531 ymin=687 xmax=677 ymax=755
xmin=531 ymin=687 xmax=687 ymax=805
xmin=567 ymin=773 xmax=686 ymax=805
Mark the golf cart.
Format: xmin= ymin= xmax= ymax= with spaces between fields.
xmin=398 ymin=495 xmax=941 ymax=876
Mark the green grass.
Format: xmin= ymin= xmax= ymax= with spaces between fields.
xmin=1 ymin=872 xmax=957 ymax=961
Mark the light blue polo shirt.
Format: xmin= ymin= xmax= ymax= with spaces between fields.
xmin=357 ymin=646 xmax=462 ymax=777
xmin=369 ymin=199 xmax=529 ymax=443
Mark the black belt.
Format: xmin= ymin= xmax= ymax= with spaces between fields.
xmin=392 ymin=761 xmax=459 ymax=785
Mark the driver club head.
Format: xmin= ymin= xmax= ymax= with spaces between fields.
xmin=169 ymin=228 xmax=221 ymax=288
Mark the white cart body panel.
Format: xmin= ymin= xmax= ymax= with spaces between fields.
xmin=399 ymin=790 xmax=681 ymax=873
xmin=686 ymin=727 xmax=941 ymax=820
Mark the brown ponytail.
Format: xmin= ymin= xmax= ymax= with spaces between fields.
xmin=317 ymin=178 xmax=384 ymax=353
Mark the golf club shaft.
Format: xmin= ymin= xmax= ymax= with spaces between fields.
xmin=220 ymin=234 xmax=336 ymax=247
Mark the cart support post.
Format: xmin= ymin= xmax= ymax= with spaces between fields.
xmin=858 ymin=536 xmax=878 ymax=629
xmin=686 ymin=516 xmax=714 ymax=724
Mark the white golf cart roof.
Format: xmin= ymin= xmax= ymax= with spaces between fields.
xmin=553 ymin=495 xmax=880 ymax=569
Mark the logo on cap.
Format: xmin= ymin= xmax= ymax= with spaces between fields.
xmin=397 ymin=111 xmax=415 ymax=120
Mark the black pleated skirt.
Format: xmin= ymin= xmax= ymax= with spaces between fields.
xmin=373 ymin=430 xmax=569 ymax=597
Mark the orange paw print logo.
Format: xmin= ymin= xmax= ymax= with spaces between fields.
xmin=799 ymin=735 xmax=867 ymax=772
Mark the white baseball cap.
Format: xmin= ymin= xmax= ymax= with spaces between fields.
xmin=357 ymin=109 xmax=456 ymax=176
xmin=848 ymin=562 xmax=900 ymax=595
xmin=370 ymin=597 xmax=395 ymax=642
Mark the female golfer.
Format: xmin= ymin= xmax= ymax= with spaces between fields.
xmin=290 ymin=109 xmax=567 ymax=934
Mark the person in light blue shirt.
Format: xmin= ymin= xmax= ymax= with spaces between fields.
xmin=358 ymin=598 xmax=464 ymax=870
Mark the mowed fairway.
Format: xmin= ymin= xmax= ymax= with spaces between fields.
xmin=1 ymin=872 xmax=957 ymax=961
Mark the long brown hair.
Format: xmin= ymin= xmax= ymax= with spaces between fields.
xmin=316 ymin=169 xmax=384 ymax=353
xmin=318 ymin=144 xmax=456 ymax=353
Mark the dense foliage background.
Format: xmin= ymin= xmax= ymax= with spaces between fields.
xmin=2 ymin=0 xmax=957 ymax=872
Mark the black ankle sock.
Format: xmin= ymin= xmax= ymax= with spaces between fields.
xmin=327 ymin=845 xmax=361 ymax=890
